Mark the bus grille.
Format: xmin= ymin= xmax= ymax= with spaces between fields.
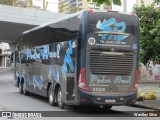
xmin=89 ymin=51 xmax=134 ymax=75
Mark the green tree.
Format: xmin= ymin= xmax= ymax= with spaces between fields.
xmin=133 ymin=0 xmax=160 ymax=64
xmin=155 ymin=0 xmax=160 ymax=4
xmin=0 ymin=0 xmax=13 ymax=6
xmin=87 ymin=0 xmax=121 ymax=6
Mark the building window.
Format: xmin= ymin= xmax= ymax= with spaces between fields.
xmin=78 ymin=3 xmax=82 ymax=6
xmin=78 ymin=8 xmax=83 ymax=11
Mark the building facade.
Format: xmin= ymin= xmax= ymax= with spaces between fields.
xmin=0 ymin=43 xmax=11 ymax=67
xmin=58 ymin=0 xmax=110 ymax=14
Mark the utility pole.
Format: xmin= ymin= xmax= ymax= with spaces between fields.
xmin=45 ymin=2 xmax=48 ymax=10
xmin=123 ymin=0 xmax=127 ymax=12
xmin=109 ymin=0 xmax=112 ymax=10
xmin=29 ymin=0 xmax=33 ymax=8
xmin=43 ymin=0 xmax=45 ymax=10
xmin=13 ymin=0 xmax=16 ymax=6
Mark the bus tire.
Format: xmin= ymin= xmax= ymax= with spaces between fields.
xmin=57 ymin=88 xmax=64 ymax=109
xmin=23 ymin=84 xmax=29 ymax=96
xmin=48 ymin=86 xmax=56 ymax=106
xmin=102 ymin=106 xmax=112 ymax=110
xmin=19 ymin=83 xmax=23 ymax=94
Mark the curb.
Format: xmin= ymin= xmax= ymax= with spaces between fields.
xmin=0 ymin=68 xmax=14 ymax=72
xmin=133 ymin=103 xmax=160 ymax=111
xmin=139 ymin=81 xmax=160 ymax=84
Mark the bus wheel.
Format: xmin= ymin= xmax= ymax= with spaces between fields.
xmin=102 ymin=106 xmax=112 ymax=110
xmin=23 ymin=84 xmax=29 ymax=96
xmin=19 ymin=83 xmax=23 ymax=94
xmin=48 ymin=86 xmax=56 ymax=106
xmin=57 ymin=88 xmax=64 ymax=109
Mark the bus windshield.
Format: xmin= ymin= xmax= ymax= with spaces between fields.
xmin=87 ymin=12 xmax=139 ymax=52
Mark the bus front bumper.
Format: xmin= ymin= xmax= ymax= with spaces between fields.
xmin=78 ymin=90 xmax=137 ymax=106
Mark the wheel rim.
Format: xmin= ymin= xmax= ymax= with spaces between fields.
xmin=19 ymin=83 xmax=22 ymax=91
xmin=23 ymin=84 xmax=25 ymax=93
xmin=58 ymin=90 xmax=62 ymax=105
xmin=49 ymin=90 xmax=53 ymax=102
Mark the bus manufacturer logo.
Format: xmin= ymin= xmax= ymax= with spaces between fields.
xmin=88 ymin=37 xmax=96 ymax=45
xmin=96 ymin=18 xmax=129 ymax=41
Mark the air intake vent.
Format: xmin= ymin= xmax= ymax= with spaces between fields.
xmin=90 ymin=51 xmax=134 ymax=75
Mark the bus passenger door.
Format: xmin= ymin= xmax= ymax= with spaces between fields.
xmin=62 ymin=40 xmax=78 ymax=105
xmin=65 ymin=74 xmax=77 ymax=104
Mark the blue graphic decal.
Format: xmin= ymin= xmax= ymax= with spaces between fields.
xmin=33 ymin=75 xmax=46 ymax=90
xmin=26 ymin=49 xmax=40 ymax=60
xmin=48 ymin=65 xmax=59 ymax=82
xmin=90 ymin=75 xmax=131 ymax=84
xmin=62 ymin=41 xmax=74 ymax=74
xmin=133 ymin=44 xmax=137 ymax=49
xmin=27 ymin=44 xmax=60 ymax=60
xmin=90 ymin=74 xmax=111 ymax=83
xmin=15 ymin=71 xmax=19 ymax=82
xmin=114 ymin=76 xmax=131 ymax=84
xmin=96 ymin=18 xmax=129 ymax=41
xmin=42 ymin=45 xmax=49 ymax=59
xmin=36 ymin=47 xmax=43 ymax=56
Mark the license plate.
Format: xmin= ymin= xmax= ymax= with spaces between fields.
xmin=105 ymin=99 xmax=116 ymax=103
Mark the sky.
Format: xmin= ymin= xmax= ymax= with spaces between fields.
xmin=112 ymin=0 xmax=137 ymax=12
xmin=32 ymin=0 xmax=137 ymax=13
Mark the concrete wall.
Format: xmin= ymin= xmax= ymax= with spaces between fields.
xmin=0 ymin=43 xmax=11 ymax=67
xmin=0 ymin=4 xmax=66 ymax=25
xmin=140 ymin=61 xmax=160 ymax=81
xmin=0 ymin=4 xmax=67 ymax=48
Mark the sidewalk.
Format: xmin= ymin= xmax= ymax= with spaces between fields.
xmin=0 ymin=67 xmax=13 ymax=72
xmin=134 ymin=80 xmax=160 ymax=110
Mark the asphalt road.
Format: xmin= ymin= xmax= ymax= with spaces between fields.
xmin=0 ymin=69 xmax=158 ymax=120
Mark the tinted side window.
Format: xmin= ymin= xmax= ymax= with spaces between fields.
xmin=49 ymin=16 xmax=81 ymax=42
xmin=88 ymin=12 xmax=138 ymax=35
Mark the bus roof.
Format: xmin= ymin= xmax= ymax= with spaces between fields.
xmin=23 ymin=11 xmax=83 ymax=35
xmin=22 ymin=10 xmax=137 ymax=36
